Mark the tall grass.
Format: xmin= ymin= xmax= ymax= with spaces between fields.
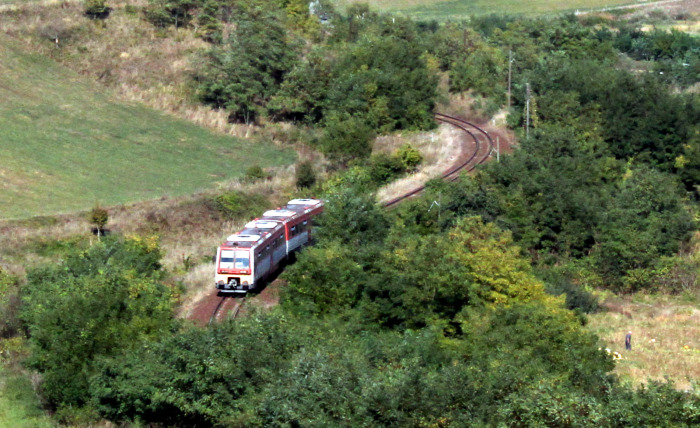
xmin=588 ymin=294 xmax=700 ymax=390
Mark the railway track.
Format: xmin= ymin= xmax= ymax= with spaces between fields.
xmin=383 ymin=113 xmax=494 ymax=207
xmin=205 ymin=113 xmax=494 ymax=324
xmin=208 ymin=296 xmax=246 ymax=325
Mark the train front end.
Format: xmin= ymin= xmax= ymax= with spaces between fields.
xmin=215 ymin=235 xmax=256 ymax=293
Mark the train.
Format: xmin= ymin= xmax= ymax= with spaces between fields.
xmin=214 ymin=198 xmax=324 ymax=293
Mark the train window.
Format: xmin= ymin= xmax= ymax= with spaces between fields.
xmin=303 ymin=220 xmax=308 ymax=225
xmin=219 ymin=250 xmax=234 ymax=269
xmin=234 ymin=251 xmax=250 ymax=269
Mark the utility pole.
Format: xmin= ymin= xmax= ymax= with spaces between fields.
xmin=496 ymin=136 xmax=500 ymax=162
xmin=507 ymin=50 xmax=513 ymax=109
xmin=525 ymin=83 xmax=531 ymax=140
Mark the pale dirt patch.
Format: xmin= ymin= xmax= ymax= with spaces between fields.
xmin=375 ymin=124 xmax=465 ymax=204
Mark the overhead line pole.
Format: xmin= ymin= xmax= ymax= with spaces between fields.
xmin=526 ymin=83 xmax=531 ymax=140
xmin=507 ymin=50 xmax=513 ymax=109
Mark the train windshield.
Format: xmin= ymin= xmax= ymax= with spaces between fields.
xmin=219 ymin=250 xmax=250 ymax=269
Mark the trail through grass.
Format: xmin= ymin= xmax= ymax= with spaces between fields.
xmin=332 ymin=0 xmax=641 ymax=19
xmin=0 ymin=36 xmax=295 ymax=219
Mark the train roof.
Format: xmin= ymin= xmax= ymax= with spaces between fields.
xmin=244 ymin=220 xmax=281 ymax=230
xmin=222 ymin=234 xmax=262 ymax=248
xmin=287 ymin=198 xmax=323 ymax=207
xmin=262 ymin=209 xmax=297 ymax=218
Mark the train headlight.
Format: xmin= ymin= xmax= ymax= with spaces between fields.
xmin=242 ymin=281 xmax=249 ymax=285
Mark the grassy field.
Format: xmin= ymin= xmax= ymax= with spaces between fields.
xmin=0 ymin=367 xmax=54 ymax=428
xmin=0 ymin=36 xmax=295 ymax=220
xmin=587 ymin=294 xmax=700 ymax=390
xmin=332 ymin=0 xmax=643 ymax=19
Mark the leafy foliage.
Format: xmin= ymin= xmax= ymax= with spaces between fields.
xmin=20 ymin=237 xmax=175 ymax=409
xmin=0 ymin=271 xmax=22 ymax=338
xmin=210 ymin=190 xmax=270 ymax=220
xmin=89 ymin=205 xmax=109 ymax=233
xmin=295 ymin=160 xmax=316 ymax=189
xmin=193 ymin=3 xmax=299 ymax=124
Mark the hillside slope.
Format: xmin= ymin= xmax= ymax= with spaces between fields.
xmin=0 ymin=36 xmax=295 ymax=219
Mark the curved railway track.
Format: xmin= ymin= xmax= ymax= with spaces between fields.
xmin=205 ymin=113 xmax=494 ymax=324
xmin=209 ymin=296 xmax=246 ymax=325
xmin=383 ymin=113 xmax=494 ymax=207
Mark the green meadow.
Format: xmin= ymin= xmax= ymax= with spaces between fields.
xmin=332 ymin=0 xmax=639 ymax=19
xmin=0 ymin=37 xmax=295 ymax=219
xmin=0 ymin=367 xmax=54 ymax=428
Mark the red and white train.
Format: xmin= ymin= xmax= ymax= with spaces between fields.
xmin=214 ymin=198 xmax=324 ymax=293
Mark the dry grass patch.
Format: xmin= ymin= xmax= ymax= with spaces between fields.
xmin=375 ymin=125 xmax=465 ymax=203
xmin=587 ymin=294 xmax=700 ymax=390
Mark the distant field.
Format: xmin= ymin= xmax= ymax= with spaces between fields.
xmin=332 ymin=0 xmax=641 ymax=19
xmin=0 ymin=37 xmax=295 ymax=219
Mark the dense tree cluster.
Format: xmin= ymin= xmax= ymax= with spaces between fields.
xmin=148 ymin=0 xmax=439 ymax=161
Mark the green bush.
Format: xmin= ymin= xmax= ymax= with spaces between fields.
xmin=244 ymin=165 xmax=267 ymax=182
xmin=397 ymin=144 xmax=422 ymax=172
xmin=211 ymin=190 xmax=270 ymax=220
xmin=367 ymin=153 xmax=403 ymax=186
xmin=295 ymin=160 xmax=316 ymax=189
xmin=20 ymin=237 xmax=175 ymax=409
xmin=0 ymin=271 xmax=21 ymax=338
xmin=84 ymin=0 xmax=109 ymax=19
xmin=319 ymin=115 xmax=375 ymax=165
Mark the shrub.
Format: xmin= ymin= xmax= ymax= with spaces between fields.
xmin=367 ymin=153 xmax=403 ymax=186
xmin=84 ymin=0 xmax=110 ymax=19
xmin=0 ymin=271 xmax=21 ymax=338
xmin=89 ymin=205 xmax=109 ymax=236
xmin=211 ymin=190 xmax=270 ymax=220
xmin=295 ymin=161 xmax=316 ymax=189
xmin=319 ymin=115 xmax=375 ymax=165
xmin=397 ymin=143 xmax=422 ymax=172
xmin=20 ymin=237 xmax=175 ymax=408
xmin=244 ymin=165 xmax=267 ymax=182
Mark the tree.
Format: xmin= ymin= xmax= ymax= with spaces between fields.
xmin=89 ymin=204 xmax=109 ymax=238
xmin=84 ymin=0 xmax=110 ymax=19
xmin=20 ymin=236 xmax=175 ymax=408
xmin=363 ymin=217 xmax=552 ymax=329
xmin=592 ymin=166 xmax=695 ymax=291
xmin=194 ymin=5 xmax=298 ymax=124
xmin=295 ymin=160 xmax=316 ymax=189
xmin=318 ymin=114 xmax=375 ymax=164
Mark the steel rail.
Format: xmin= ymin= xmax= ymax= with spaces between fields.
xmin=383 ymin=114 xmax=493 ymax=207
xmin=208 ymin=295 xmax=228 ymax=326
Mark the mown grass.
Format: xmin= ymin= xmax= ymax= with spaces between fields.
xmin=0 ymin=368 xmax=53 ymax=428
xmin=587 ymin=294 xmax=700 ymax=390
xmin=0 ymin=36 xmax=295 ymax=219
xmin=332 ymin=0 xmax=640 ymax=19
